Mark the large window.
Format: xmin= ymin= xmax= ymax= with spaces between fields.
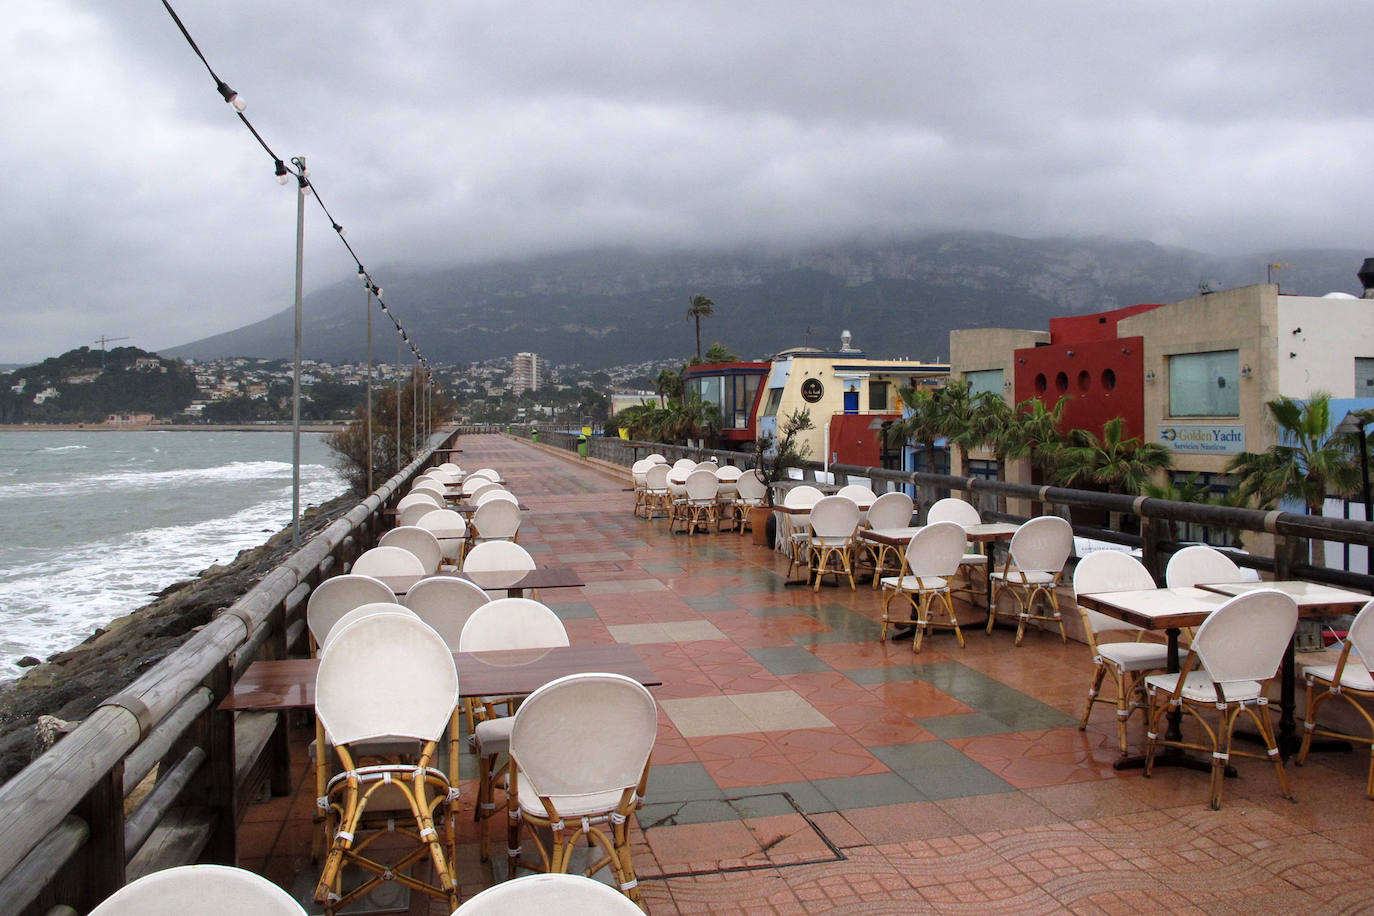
xmin=965 ymin=369 xmax=1004 ymax=398
xmin=868 ymin=380 xmax=888 ymax=411
xmin=760 ymin=387 xmax=784 ymax=418
xmin=1357 ymin=357 xmax=1374 ymax=393
xmin=1169 ymin=350 xmax=1239 ymax=417
xmin=687 ymin=373 xmax=762 ymax=428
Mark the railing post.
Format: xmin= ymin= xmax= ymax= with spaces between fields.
xmin=1139 ymin=516 xmax=1164 ymax=585
xmin=196 ymin=660 xmax=236 ymax=865
xmin=75 ymin=763 xmax=125 ymax=909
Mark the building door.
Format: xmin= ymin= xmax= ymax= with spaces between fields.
xmin=843 ymin=390 xmax=859 ymax=414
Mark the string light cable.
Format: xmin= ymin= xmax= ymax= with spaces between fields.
xmin=161 ymin=0 xmax=436 ymax=372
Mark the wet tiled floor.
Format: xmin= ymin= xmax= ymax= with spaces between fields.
xmin=241 ymin=435 xmax=1374 ymax=913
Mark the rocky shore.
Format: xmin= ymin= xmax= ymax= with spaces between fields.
xmin=0 ymin=493 xmax=358 ymax=786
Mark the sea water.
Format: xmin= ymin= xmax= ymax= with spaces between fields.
xmin=0 ymin=430 xmax=347 ymax=678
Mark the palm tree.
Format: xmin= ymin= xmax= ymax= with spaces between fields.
xmin=1225 ymin=393 xmax=1363 ymax=516
xmin=700 ymin=342 xmax=739 ymax=364
xmin=654 ymin=367 xmax=683 ymax=407
xmin=936 ymin=381 xmax=980 ymax=475
xmin=1056 ymin=416 xmax=1173 ymax=529
xmin=1009 ymin=396 xmax=1069 ymax=477
xmin=971 ymin=390 xmax=1016 ymax=511
xmin=887 ymin=384 xmax=945 ymax=476
xmin=685 ymin=294 xmax=715 ymax=361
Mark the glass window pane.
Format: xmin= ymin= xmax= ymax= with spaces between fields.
xmin=965 ymin=369 xmax=1004 ymax=398
xmin=1169 ymin=350 xmax=1239 ymax=417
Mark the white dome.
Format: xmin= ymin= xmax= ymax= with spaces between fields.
xmin=1322 ymin=292 xmax=1357 ymax=299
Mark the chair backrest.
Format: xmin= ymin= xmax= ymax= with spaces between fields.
xmin=645 ymin=463 xmax=670 ymax=490
xmin=904 ymin=521 xmax=968 ymax=579
xmin=1008 ymin=516 xmax=1073 ymax=573
xmin=509 ymin=673 xmax=656 ymax=801
xmin=402 ymin=576 xmax=492 ymax=648
xmin=631 ymin=459 xmax=653 ymax=486
xmin=378 ymin=526 xmax=443 ymax=575
xmin=398 ymin=502 xmax=437 ymax=528
xmin=672 ymin=458 xmax=696 ymax=472
xmin=866 ymin=491 xmax=914 ymax=529
xmin=809 ymin=495 xmax=861 ymax=538
xmin=783 ymin=485 xmax=824 ymax=509
xmin=1191 ymin=590 xmax=1298 ymax=685
xmin=319 ymin=603 xmax=416 ymax=657
xmin=453 ymin=873 xmax=643 ymax=915
xmin=463 ymin=540 xmax=537 ymax=573
xmin=1346 ymin=598 xmax=1374 ymax=673
xmin=471 ymin=468 xmax=501 ymax=481
xmin=88 ymin=864 xmax=308 ymax=916
xmin=837 ymin=484 xmax=877 ymax=505
xmin=715 ymin=465 xmax=742 ymax=482
xmin=685 ymin=469 xmax=719 ymax=500
xmin=926 ymin=497 xmax=981 ymax=526
xmin=462 ymin=476 xmax=489 ymax=496
xmin=352 ymin=545 xmax=426 ymax=578
xmin=412 ymin=481 xmax=446 ymax=499
xmin=439 ymin=462 xmax=463 ymax=474
xmin=469 ymin=482 xmax=505 ymax=502
xmin=416 ymin=507 xmax=467 ymax=544
xmin=693 ymin=460 xmax=718 ymax=471
xmin=1073 ymin=551 xmax=1158 ymax=634
xmin=397 ymin=491 xmax=443 ymax=512
xmin=1165 ymin=545 xmax=1243 ymax=588
xmin=647 ymin=453 xmax=667 ymax=464
xmin=316 ymin=612 xmax=459 ymax=745
xmin=475 ymin=488 xmax=519 ymax=505
xmin=735 ymin=469 xmax=767 ymax=502
xmin=471 ymin=498 xmax=522 ymax=540
xmin=306 ymin=574 xmax=398 ymax=648
xmin=458 ymin=598 xmax=569 ymax=652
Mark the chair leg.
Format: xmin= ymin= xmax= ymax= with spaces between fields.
xmin=943 ymin=591 xmax=964 ymax=648
xmin=1112 ymin=672 xmax=1132 ymax=756
xmin=1296 ymin=683 xmax=1322 ymax=765
xmin=1079 ymin=664 xmax=1107 ymax=731
xmin=1249 ymin=702 xmax=1294 ymax=802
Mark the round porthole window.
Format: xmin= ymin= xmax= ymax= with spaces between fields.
xmin=1055 ymin=372 xmax=1069 ymax=393
xmin=801 ymin=378 xmax=825 ymax=403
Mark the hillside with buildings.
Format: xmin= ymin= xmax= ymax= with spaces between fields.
xmin=164 ymin=234 xmax=1368 ymax=369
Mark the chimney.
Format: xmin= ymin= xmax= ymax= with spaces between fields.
xmin=1359 ymin=257 xmax=1374 ymax=299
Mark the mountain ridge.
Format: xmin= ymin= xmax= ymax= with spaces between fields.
xmin=165 ymin=233 xmax=1368 ymax=366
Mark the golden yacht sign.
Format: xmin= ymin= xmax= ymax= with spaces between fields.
xmin=1157 ymin=424 xmax=1245 ymax=454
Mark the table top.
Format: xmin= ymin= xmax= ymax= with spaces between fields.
xmin=1077 ymin=587 xmax=1230 ymax=630
xmin=1197 ymin=580 xmax=1370 ymax=613
xmin=375 ymin=566 xmax=583 ymax=596
xmin=220 ymin=644 xmax=659 ymax=711
xmin=859 ymin=521 xmax=1018 ymax=547
xmin=776 ymin=500 xmax=874 ymax=514
xmin=437 ymin=498 xmax=530 ymax=513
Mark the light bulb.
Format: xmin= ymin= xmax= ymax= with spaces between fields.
xmin=274 ymin=160 xmax=289 ymax=185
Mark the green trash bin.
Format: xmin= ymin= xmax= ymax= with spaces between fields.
xmin=531 ymin=428 xmax=539 ymax=443
xmin=577 ymin=434 xmax=588 ymax=458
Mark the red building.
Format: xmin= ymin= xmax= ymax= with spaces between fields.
xmin=1012 ymin=304 xmax=1163 ymax=438
xmin=681 ymin=361 xmax=770 ymax=449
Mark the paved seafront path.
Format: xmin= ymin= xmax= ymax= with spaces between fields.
xmin=240 ymin=434 xmax=1374 ymax=914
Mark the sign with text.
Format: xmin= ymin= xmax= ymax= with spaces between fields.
xmin=1157 ymin=424 xmax=1245 ymax=454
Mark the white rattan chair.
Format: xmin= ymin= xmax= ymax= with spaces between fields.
xmin=412 ymin=481 xmax=448 ymax=502
xmin=781 ymin=485 xmax=825 ymax=579
xmin=729 ymin=469 xmax=768 ymax=534
xmin=459 ymin=598 xmax=569 ymax=862
xmin=469 ymin=482 xmax=505 ymax=503
xmin=1144 ymin=589 xmax=1297 ymax=809
xmin=862 ymin=491 xmax=915 ymax=585
xmin=926 ymin=497 xmax=988 ymax=601
xmin=475 ymin=488 xmax=519 ymax=507
xmin=402 ymin=576 xmax=491 ymax=649
xmin=471 ymin=467 xmax=501 ymax=482
xmin=318 ymin=603 xmax=416 ymax=657
xmin=314 ymin=613 xmax=461 ymax=912
xmin=642 ymin=463 xmax=671 ymax=519
xmin=399 ymin=501 xmax=437 ymax=528
xmin=305 ymin=574 xmax=398 ymax=655
xmin=987 ymin=516 xmax=1074 ymax=646
xmin=879 ymin=521 xmax=968 ymax=651
xmin=674 ymin=469 xmax=720 ymax=535
xmin=89 ymin=864 xmax=306 ymax=915
xmin=631 ymin=459 xmax=654 ymax=517
xmin=398 ymin=491 xmax=444 ymax=513
xmin=806 ymin=495 xmax=861 ymax=590
xmin=471 ymin=498 xmax=522 ymax=544
xmin=416 ymin=508 xmax=468 ymax=566
xmin=714 ymin=465 xmax=742 ymax=530
xmin=1165 ymin=545 xmax=1243 ymax=587
xmin=352 ymin=545 xmax=426 ymax=578
xmin=1073 ymin=552 xmax=1169 ymax=755
xmin=453 ymin=873 xmax=643 ymax=915
xmin=646 ymin=453 xmax=667 ymax=465
xmin=379 ymin=526 xmax=444 ymax=576
xmin=506 ymin=673 xmax=657 ymax=902
xmin=1298 ymin=597 xmax=1374 ymax=798
xmin=463 ymin=540 xmax=537 ymax=574
xmin=836 ymin=484 xmax=877 ymax=525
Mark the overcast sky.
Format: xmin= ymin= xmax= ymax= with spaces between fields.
xmin=2 ymin=1 xmax=1371 ymax=364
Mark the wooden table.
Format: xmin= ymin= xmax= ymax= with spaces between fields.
xmin=219 ymin=644 xmax=660 ymax=711
xmin=375 ymin=566 xmax=584 ymax=598
xmin=434 ymin=447 xmax=463 ymax=456
xmin=1196 ymin=581 xmax=1370 ymax=753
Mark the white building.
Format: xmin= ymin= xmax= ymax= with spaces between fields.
xmin=511 ymin=352 xmax=540 ymax=394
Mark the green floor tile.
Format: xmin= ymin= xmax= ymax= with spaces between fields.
xmin=917 ymin=712 xmax=1022 ymax=739
xmin=869 ymin=741 xmax=1016 ymax=800
xmin=685 ymin=594 xmax=740 ymax=611
xmin=645 ymin=762 xmax=725 ymax=803
xmin=636 ymin=798 xmax=739 ymax=828
xmin=811 ymin=772 xmax=928 ymax=810
xmin=544 ymin=601 xmax=599 ymax=620
xmin=747 ymin=646 xmax=835 ymax=675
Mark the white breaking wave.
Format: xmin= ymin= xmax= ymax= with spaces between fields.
xmin=41 ymin=444 xmax=88 ymax=452
xmin=0 ymin=473 xmax=343 ymax=676
xmin=0 ymin=460 xmax=327 ymax=500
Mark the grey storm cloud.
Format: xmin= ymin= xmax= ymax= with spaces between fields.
xmin=1 ymin=0 xmax=1371 ymax=363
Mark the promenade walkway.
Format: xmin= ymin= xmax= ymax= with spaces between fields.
xmin=241 ymin=434 xmax=1374 ymax=913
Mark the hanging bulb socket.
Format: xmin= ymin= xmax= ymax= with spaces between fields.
xmin=274 ymin=159 xmax=289 ymax=185
xmin=332 ymin=222 xmax=346 ymax=237
xmin=215 ymin=79 xmax=245 ymax=112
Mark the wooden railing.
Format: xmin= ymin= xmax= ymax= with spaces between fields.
xmin=0 ymin=428 xmax=461 ymax=916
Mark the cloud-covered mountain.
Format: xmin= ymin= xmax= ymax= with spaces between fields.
xmin=165 ymin=234 xmax=1368 ymax=366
